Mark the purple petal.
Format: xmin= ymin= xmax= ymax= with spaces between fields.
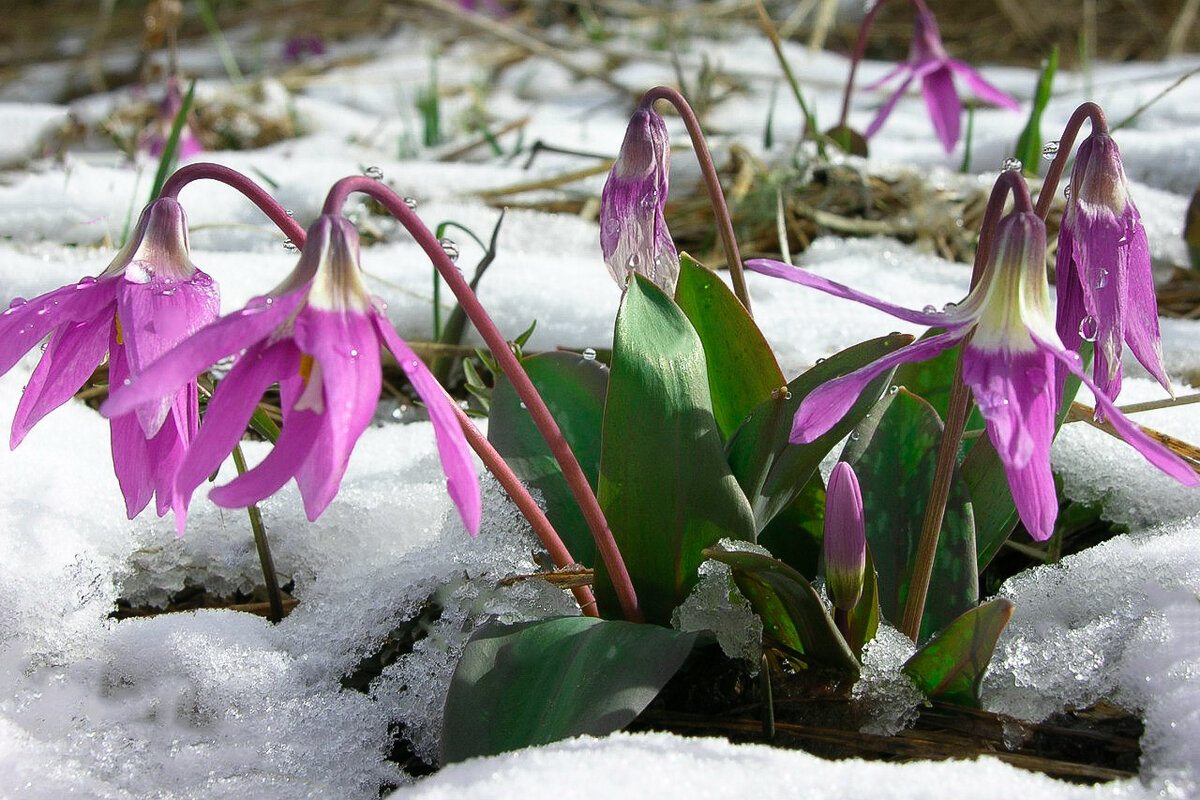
xmin=1120 ymin=221 xmax=1171 ymax=392
xmin=864 ymin=75 xmax=915 ymax=140
xmin=102 ymin=287 xmax=305 ymax=420
xmin=746 ymin=258 xmax=968 ymax=327
xmin=961 ymin=345 xmax=1058 ymax=540
xmin=373 ymin=312 xmax=481 ymax=534
xmin=110 ymin=409 xmax=155 ymax=518
xmin=792 ymin=330 xmax=963 ymax=444
xmin=863 ymin=62 xmax=910 ymax=92
xmin=920 ymin=66 xmax=962 ymax=152
xmin=172 ymin=339 xmax=301 ymax=526
xmin=10 ymin=317 xmax=111 ymax=448
xmin=0 ymin=279 xmax=117 ymax=376
xmin=1037 ymin=336 xmax=1200 ymax=487
xmin=947 ymin=59 xmax=1021 ymax=110
xmin=208 ymin=407 xmax=324 ymax=511
xmin=1073 ymin=206 xmax=1127 ymax=398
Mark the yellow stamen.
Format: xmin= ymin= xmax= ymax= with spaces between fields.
xmin=299 ymin=353 xmax=314 ymax=383
xmin=114 ymin=313 xmax=124 ymax=345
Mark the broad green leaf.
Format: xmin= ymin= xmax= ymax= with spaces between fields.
xmin=441 ymin=617 xmax=698 ymax=763
xmin=705 ymin=547 xmax=859 ymax=675
xmin=726 ymin=334 xmax=913 ymax=532
xmin=1013 ymin=46 xmax=1058 ymax=178
xmin=674 ymin=254 xmax=784 ymax=441
xmin=489 ymin=351 xmax=608 ymax=566
xmin=595 ymin=275 xmax=756 ymax=623
xmin=843 ymin=388 xmax=977 ymax=643
xmin=902 ymin=597 xmax=1015 ymax=707
xmin=846 ymin=545 xmax=880 ymax=657
xmin=825 ymin=124 xmax=868 ymax=157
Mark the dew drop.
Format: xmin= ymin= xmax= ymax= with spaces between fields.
xmin=246 ymin=295 xmax=274 ymax=310
xmin=1041 ymin=140 xmax=1060 ymax=160
xmin=815 ymin=357 xmax=826 ymax=364
xmin=1064 ymin=185 xmax=1072 ymax=199
xmin=402 ymin=197 xmax=418 ymax=210
xmin=439 ymin=237 xmax=460 ymax=263
xmin=922 ymin=304 xmax=937 ymax=314
xmin=888 ymin=384 xmax=900 ymax=395
xmin=1094 ymin=268 xmax=1109 ymax=289
xmin=519 ymin=401 xmax=527 ymax=410
xmin=283 ymin=238 xmax=298 ymax=252
xmin=943 ymin=301 xmax=958 ymax=312
xmin=349 ymin=348 xmax=358 ymax=358
xmin=123 ymin=377 xmax=132 ymax=386
xmin=582 ymin=347 xmax=597 ymax=361
xmin=848 ymin=431 xmax=861 ymax=442
xmin=77 ymin=276 xmax=97 ymax=287
xmin=627 ymin=252 xmax=642 ymax=270
xmin=363 ymin=165 xmax=384 ymax=180
xmin=1078 ymin=315 xmax=1099 ymax=342
xmin=407 ymin=359 xmax=420 ymax=371
xmin=372 ymin=297 xmax=389 ymax=314
xmin=8 ymin=297 xmax=27 ymax=309
xmin=1002 ymin=157 xmax=1023 ymax=172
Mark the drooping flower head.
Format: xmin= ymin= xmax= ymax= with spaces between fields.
xmin=102 ymin=214 xmax=481 ymax=535
xmin=1056 ymin=130 xmax=1168 ymax=404
xmin=0 ymin=197 xmax=219 ymax=518
xmin=864 ymin=2 xmax=1020 ymax=153
xmin=747 ymin=208 xmax=1197 ymax=541
xmin=824 ymin=462 xmax=866 ymax=612
xmin=600 ymin=107 xmax=680 ymax=294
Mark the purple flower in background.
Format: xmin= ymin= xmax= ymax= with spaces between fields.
xmin=103 ymin=214 xmax=481 ymax=534
xmin=0 ymin=197 xmax=219 ymax=518
xmin=281 ymin=35 xmax=326 ymax=65
xmin=1056 ymin=131 xmax=1169 ymax=406
xmin=600 ymin=108 xmax=680 ymax=294
xmin=747 ymin=210 xmax=1197 ymax=541
xmin=142 ymin=76 xmax=203 ymax=161
xmin=824 ymin=462 xmax=866 ymax=611
xmin=864 ymin=3 xmax=1019 ymax=153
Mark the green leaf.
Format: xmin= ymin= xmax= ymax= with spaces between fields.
xmin=149 ymin=80 xmax=196 ymax=202
xmin=674 ymin=255 xmax=784 ymax=441
xmin=441 ymin=617 xmax=698 ymax=763
xmin=704 ymin=547 xmax=859 ymax=675
xmin=489 ymin=351 xmax=608 ymax=567
xmin=846 ymin=545 xmax=880 ymax=658
xmin=902 ymin=597 xmax=1015 ymax=707
xmin=843 ymin=388 xmax=977 ymax=643
xmin=595 ymin=275 xmax=756 ymax=623
xmin=726 ymin=334 xmax=913 ymax=531
xmin=1013 ymin=46 xmax=1058 ymax=178
xmin=756 ymin=471 xmax=824 ymax=580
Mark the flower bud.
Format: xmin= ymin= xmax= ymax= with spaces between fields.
xmin=824 ymin=462 xmax=867 ymax=611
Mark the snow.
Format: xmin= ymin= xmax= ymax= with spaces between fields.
xmin=0 ymin=6 xmax=1198 ymax=799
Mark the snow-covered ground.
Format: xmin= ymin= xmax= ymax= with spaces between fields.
xmin=0 ymin=9 xmax=1199 ymax=799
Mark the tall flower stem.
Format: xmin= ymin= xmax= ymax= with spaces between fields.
xmin=638 ymin=86 xmax=753 ymax=314
xmin=899 ymin=171 xmax=1030 ymax=641
xmin=1034 ymin=102 xmax=1106 ymax=220
xmin=323 ymin=176 xmax=642 ymax=623
xmin=446 ymin=398 xmax=599 ymax=617
xmin=231 ymin=443 xmax=285 ymax=623
xmin=158 ymin=162 xmax=306 ymax=245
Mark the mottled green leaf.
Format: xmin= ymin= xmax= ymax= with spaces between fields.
xmin=595 ymin=275 xmax=756 ymax=623
xmin=902 ymin=597 xmax=1015 ymax=707
xmin=674 ymin=254 xmax=784 ymax=441
xmin=489 ymin=351 xmax=608 ymax=566
xmin=705 ymin=547 xmax=859 ymax=675
xmin=441 ymin=617 xmax=698 ymax=763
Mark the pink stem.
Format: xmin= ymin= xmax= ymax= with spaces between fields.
xmin=158 ymin=162 xmax=306 ymax=245
xmin=1035 ymin=102 xmax=1106 ymax=220
xmin=638 ymin=86 xmax=752 ymax=314
xmin=323 ymin=176 xmax=643 ymax=623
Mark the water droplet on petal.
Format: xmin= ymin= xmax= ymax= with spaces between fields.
xmin=1002 ymin=157 xmax=1023 ymax=172
xmin=371 ymin=297 xmax=388 ymax=314
xmin=1094 ymin=268 xmax=1109 ymax=289
xmin=627 ymin=252 xmax=642 ymax=270
xmin=582 ymin=347 xmax=597 ymax=361
xmin=407 ymin=359 xmax=420 ymax=370
xmin=1079 ymin=315 xmax=1099 ymax=342
xmin=246 ymin=295 xmax=274 ymax=310
xmin=349 ymin=348 xmax=358 ymax=357
xmin=123 ymin=377 xmax=132 ymax=386
xmin=1041 ymin=140 xmax=1060 ymax=160
xmin=922 ymin=304 xmax=937 ymax=314
xmin=942 ymin=301 xmax=958 ymax=312
xmin=77 ymin=276 xmax=97 ymax=287
xmin=363 ymin=165 xmax=384 ymax=180
xmin=8 ymin=297 xmax=27 ymax=310
xmin=438 ymin=237 xmax=459 ymax=263
xmin=1064 ymin=185 xmax=1072 ymax=199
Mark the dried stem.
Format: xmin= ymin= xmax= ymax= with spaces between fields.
xmin=638 ymin=86 xmax=752 ymax=314
xmin=323 ymin=176 xmax=642 ymax=623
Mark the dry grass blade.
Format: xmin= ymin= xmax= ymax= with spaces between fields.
xmin=1067 ymin=401 xmax=1200 ymax=474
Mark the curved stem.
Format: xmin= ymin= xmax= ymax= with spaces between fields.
xmin=447 ymin=399 xmax=599 ymax=617
xmin=837 ymin=0 xmax=895 ymax=131
xmin=324 ymin=176 xmax=642 ymax=622
xmin=158 ymin=162 xmax=306 ymax=245
xmin=638 ymin=86 xmax=752 ymax=314
xmin=899 ymin=171 xmax=1024 ymax=642
xmin=1034 ymin=102 xmax=1107 ymax=220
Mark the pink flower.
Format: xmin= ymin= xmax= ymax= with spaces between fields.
xmin=864 ymin=4 xmax=1019 ymax=153
xmin=824 ymin=462 xmax=866 ymax=611
xmin=600 ymin=108 xmax=679 ymax=294
xmin=747 ymin=210 xmax=1197 ymax=541
xmin=0 ymin=198 xmax=219 ymax=518
xmin=103 ymin=214 xmax=481 ymax=534
xmin=1055 ymin=131 xmax=1168 ymax=405
xmin=142 ymin=77 xmax=203 ymax=161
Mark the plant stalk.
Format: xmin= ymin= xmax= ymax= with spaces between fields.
xmin=1034 ymin=102 xmax=1106 ymax=220
xmin=231 ymin=443 xmax=284 ymax=623
xmin=639 ymin=86 xmax=753 ymax=314
xmin=158 ymin=162 xmax=306 ymax=244
xmin=323 ymin=176 xmax=642 ymax=623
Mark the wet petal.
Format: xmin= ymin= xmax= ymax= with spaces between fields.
xmin=1037 ymin=336 xmax=1199 ymax=487
xmin=208 ymin=407 xmax=323 ymax=511
xmin=947 ymin=59 xmax=1021 ymax=109
xmin=373 ymin=312 xmax=481 ymax=534
xmin=0 ymin=280 xmax=116 ymax=376
xmin=102 ymin=288 xmax=305 ymax=420
xmin=746 ymin=258 xmax=972 ymax=327
xmin=864 ymin=75 xmax=915 ymax=140
xmin=110 ymin=409 xmax=155 ymax=518
xmin=792 ymin=330 xmax=962 ymax=444
xmin=1121 ymin=221 xmax=1171 ymax=392
xmin=920 ymin=65 xmax=962 ymax=152
xmin=1074 ymin=207 xmax=1126 ymax=398
xmin=10 ymin=317 xmax=111 ymax=448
